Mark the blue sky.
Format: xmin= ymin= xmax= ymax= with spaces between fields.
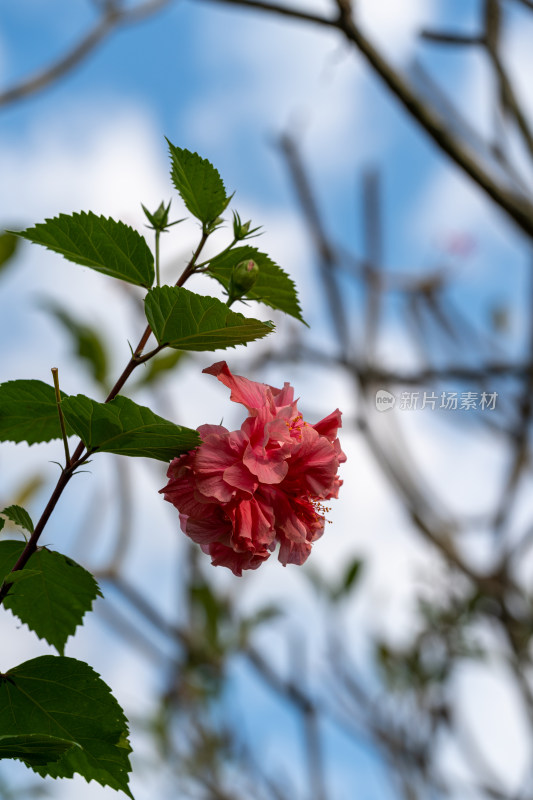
xmin=2 ymin=2 xmax=533 ymax=798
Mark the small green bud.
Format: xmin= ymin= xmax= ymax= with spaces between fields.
xmin=142 ymin=200 xmax=172 ymax=231
xmin=231 ymin=259 xmax=259 ymax=292
xmin=205 ymin=216 xmax=225 ymax=235
xmin=232 ymin=210 xmax=262 ymax=241
xmin=226 ymin=259 xmax=260 ymax=306
xmin=233 ymin=211 xmax=251 ymax=240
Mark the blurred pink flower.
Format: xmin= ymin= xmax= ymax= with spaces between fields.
xmin=160 ymin=361 xmax=346 ymax=576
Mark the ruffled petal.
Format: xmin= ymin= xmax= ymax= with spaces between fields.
xmin=161 ymin=456 xmax=212 ymax=517
xmin=282 ymin=425 xmax=341 ymax=498
xmin=277 ymin=536 xmax=312 ymax=567
xmin=202 ymin=542 xmax=270 ymax=576
xmin=203 ymin=361 xmax=276 ymax=414
xmin=197 ymin=422 xmax=229 ymax=439
xmin=243 ymin=442 xmax=288 ymax=484
xmin=184 ymin=512 xmax=232 ymax=546
xmin=226 ymin=496 xmax=276 ymax=550
xmin=272 ymin=382 xmax=294 ymax=408
xmin=223 ymin=462 xmax=258 ymax=494
xmin=312 ymin=409 xmax=342 ymax=441
xmin=193 ymin=429 xmax=249 ymax=502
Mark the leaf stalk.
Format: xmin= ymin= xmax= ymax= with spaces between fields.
xmin=51 ymin=368 xmax=71 ymax=467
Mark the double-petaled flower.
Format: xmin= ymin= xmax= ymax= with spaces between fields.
xmin=161 ymin=362 xmax=346 ymax=576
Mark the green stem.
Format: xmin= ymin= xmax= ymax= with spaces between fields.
xmin=0 ymin=449 xmax=91 ymax=604
xmin=155 ymin=228 xmax=161 ymax=286
xmin=194 ymin=237 xmax=238 ymax=271
xmin=175 ymin=229 xmax=211 ymax=287
xmin=51 ymin=367 xmax=71 ymax=466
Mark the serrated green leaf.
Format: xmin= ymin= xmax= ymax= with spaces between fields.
xmin=42 ymin=302 xmax=109 ymax=388
xmin=145 ymin=286 xmax=275 ymax=352
xmin=167 ymin=142 xmax=229 ymax=225
xmin=207 ymin=245 xmax=306 ymax=324
xmin=2 ymin=505 xmax=34 ymax=533
xmin=0 ymin=734 xmax=79 ymax=767
xmin=0 ymin=231 xmax=19 ymax=273
xmin=0 ymin=379 xmax=72 ymax=446
xmin=0 ymin=541 xmax=102 ymax=654
xmin=0 ymin=656 xmax=132 ymax=797
xmin=1 ymin=569 xmax=41 ymax=586
xmin=0 ymin=541 xmax=24 ymax=576
xmin=61 ymin=393 xmax=200 ymax=462
xmin=16 ymin=212 xmax=154 ymax=288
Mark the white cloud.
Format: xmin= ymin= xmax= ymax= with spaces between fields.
xmin=446 ymin=661 xmax=532 ymax=794
xmin=357 ymin=0 xmax=437 ymax=61
xmin=181 ymin=0 xmax=442 ymax=189
xmin=0 ymin=102 xmax=168 ymax=222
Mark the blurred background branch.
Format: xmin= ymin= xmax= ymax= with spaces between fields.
xmin=3 ymin=0 xmax=533 ymax=798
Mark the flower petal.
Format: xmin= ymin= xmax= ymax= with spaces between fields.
xmin=202 ymin=542 xmax=270 ymax=576
xmin=194 ymin=429 xmax=250 ymax=502
xmin=312 ymin=409 xmax=343 ymax=441
xmin=204 ymin=361 xmax=276 ymax=414
xmin=282 ymin=425 xmax=342 ymax=498
xmin=197 ymin=422 xmax=229 ymax=438
xmin=278 ymin=536 xmax=313 ymax=566
xmin=184 ymin=512 xmax=232 ymax=546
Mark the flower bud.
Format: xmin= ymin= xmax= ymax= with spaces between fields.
xmin=233 ymin=211 xmax=252 ymax=240
xmin=231 ymin=258 xmax=259 ymax=291
xmin=226 ymin=259 xmax=260 ymax=306
xmin=142 ymin=200 xmax=172 ymax=231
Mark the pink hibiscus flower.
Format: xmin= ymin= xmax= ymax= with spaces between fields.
xmin=160 ymin=361 xmax=346 ymax=576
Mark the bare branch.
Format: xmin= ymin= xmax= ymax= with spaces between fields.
xmin=204 ymin=0 xmax=533 ymax=240
xmin=0 ymin=0 xmax=174 ymax=108
xmin=420 ymin=30 xmax=484 ymax=46
xmin=279 ymin=133 xmax=351 ymax=355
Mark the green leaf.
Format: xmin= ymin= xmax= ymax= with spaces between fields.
xmin=2 ymin=505 xmax=34 ymax=533
xmin=0 ymin=379 xmax=72 ymax=445
xmin=15 ymin=212 xmax=154 ymax=288
xmin=2 ymin=570 xmax=41 ymax=586
xmin=0 ymin=541 xmax=102 ymax=654
xmin=0 ymin=656 xmax=132 ymax=797
xmin=145 ymin=286 xmax=275 ymax=352
xmin=0 ymin=231 xmax=19 ymax=273
xmin=0 ymin=734 xmax=79 ymax=767
xmin=342 ymin=558 xmax=364 ymax=591
xmin=207 ymin=245 xmax=306 ymax=324
xmin=61 ymin=393 xmax=201 ymax=462
xmin=167 ymin=142 xmax=230 ymax=225
xmin=42 ymin=302 xmax=109 ymax=388
xmin=331 ymin=558 xmax=364 ymax=601
xmin=190 ymin=580 xmax=225 ymax=649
